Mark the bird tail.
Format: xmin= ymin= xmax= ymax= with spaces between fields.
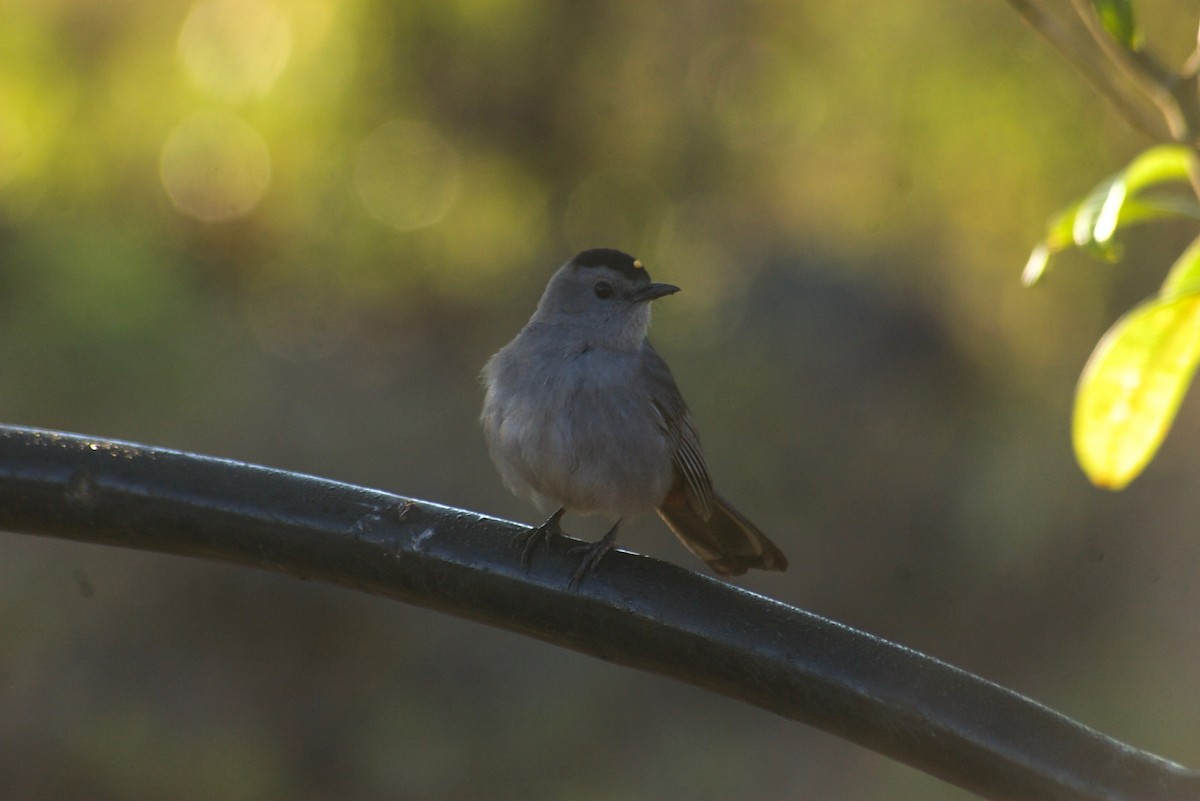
xmin=656 ymin=493 xmax=788 ymax=577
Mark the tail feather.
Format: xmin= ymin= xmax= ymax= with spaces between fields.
xmin=656 ymin=493 xmax=788 ymax=576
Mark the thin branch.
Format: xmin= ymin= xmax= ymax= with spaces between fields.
xmin=1004 ymin=0 xmax=1168 ymax=140
xmin=1066 ymin=0 xmax=1173 ymax=84
xmin=1182 ymin=41 xmax=1200 ymax=80
xmin=0 ymin=425 xmax=1196 ymax=801
xmin=1066 ymin=0 xmax=1200 ymax=141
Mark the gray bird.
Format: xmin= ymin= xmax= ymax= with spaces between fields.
xmin=481 ymin=248 xmax=788 ymax=586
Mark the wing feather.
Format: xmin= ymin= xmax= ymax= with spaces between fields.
xmin=643 ymin=344 xmax=715 ymax=519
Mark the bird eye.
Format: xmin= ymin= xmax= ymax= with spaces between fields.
xmin=594 ymin=281 xmax=613 ymax=299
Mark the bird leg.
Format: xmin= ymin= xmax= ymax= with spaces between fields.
xmin=512 ymin=507 xmax=566 ymax=567
xmin=568 ymin=519 xmax=622 ymax=589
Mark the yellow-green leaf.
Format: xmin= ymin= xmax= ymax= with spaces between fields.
xmin=1076 ymin=145 xmax=1194 ymax=247
xmin=1160 ymin=233 xmax=1200 ymax=298
xmin=1022 ymin=244 xmax=1051 ymax=286
xmin=1074 ymin=292 xmax=1200 ymax=489
xmin=1120 ymin=143 xmax=1194 ymax=188
xmin=1023 ymin=146 xmax=1198 ymax=286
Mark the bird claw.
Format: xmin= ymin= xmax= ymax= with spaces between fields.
xmin=566 ymin=521 xmax=621 ymax=589
xmin=567 ymin=541 xmax=610 ymax=589
xmin=511 ymin=510 xmax=622 ymax=588
xmin=511 ymin=508 xmax=566 ymax=568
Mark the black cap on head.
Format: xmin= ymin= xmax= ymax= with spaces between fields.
xmin=570 ymin=248 xmax=650 ymax=284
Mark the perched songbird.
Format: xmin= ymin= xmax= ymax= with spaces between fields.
xmin=481 ymin=248 xmax=787 ymax=585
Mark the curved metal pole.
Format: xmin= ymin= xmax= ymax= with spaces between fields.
xmin=0 ymin=425 xmax=1194 ymax=801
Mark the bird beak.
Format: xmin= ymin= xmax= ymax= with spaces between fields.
xmin=632 ymin=282 xmax=680 ymax=303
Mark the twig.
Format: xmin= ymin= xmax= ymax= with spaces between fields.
xmin=1065 ymin=0 xmax=1200 ymax=141
xmin=0 ymin=425 xmax=1196 ymax=801
xmin=1004 ymin=0 xmax=1167 ymax=140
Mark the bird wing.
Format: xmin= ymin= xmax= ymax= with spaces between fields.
xmin=643 ymin=343 xmax=715 ymax=519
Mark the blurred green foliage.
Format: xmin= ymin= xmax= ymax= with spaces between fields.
xmin=1 ymin=1 xmax=1199 ymax=800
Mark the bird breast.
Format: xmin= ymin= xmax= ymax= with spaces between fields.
xmin=482 ymin=334 xmax=674 ymax=517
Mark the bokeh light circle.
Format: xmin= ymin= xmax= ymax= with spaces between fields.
xmin=159 ymin=110 xmax=272 ymax=222
xmin=178 ymin=0 xmax=293 ymax=101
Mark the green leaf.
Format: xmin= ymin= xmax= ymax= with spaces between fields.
xmin=1023 ymin=145 xmax=1198 ymax=286
xmin=1042 ymin=205 xmax=1080 ymax=252
xmin=1022 ymin=196 xmax=1200 ymax=285
xmin=1080 ymin=145 xmax=1194 ymax=244
xmin=1070 ymin=176 xmax=1124 ymax=253
xmin=1021 ymin=244 xmax=1052 ymax=286
xmin=1109 ymin=195 xmax=1200 ymax=227
xmin=1093 ymin=0 xmax=1144 ymax=51
xmin=1120 ymin=144 xmax=1195 ymax=187
xmin=1074 ymin=291 xmax=1200 ymax=489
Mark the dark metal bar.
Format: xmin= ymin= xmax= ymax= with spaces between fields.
xmin=0 ymin=425 xmax=1194 ymax=801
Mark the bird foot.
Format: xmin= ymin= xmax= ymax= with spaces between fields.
xmin=567 ymin=521 xmax=621 ymax=589
xmin=511 ymin=507 xmax=566 ymax=568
